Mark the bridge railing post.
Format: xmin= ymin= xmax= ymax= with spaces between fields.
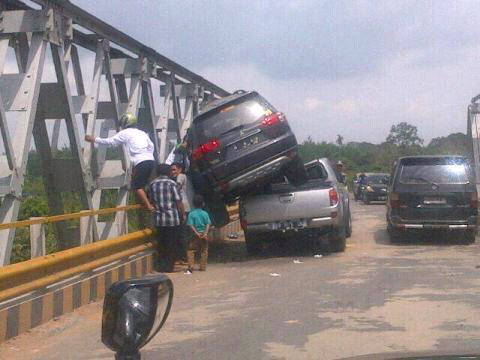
xmin=29 ymin=217 xmax=46 ymax=258
xmin=79 ymin=211 xmax=94 ymax=245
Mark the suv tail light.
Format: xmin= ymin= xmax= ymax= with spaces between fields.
xmin=470 ymin=191 xmax=478 ymax=209
xmin=262 ymin=112 xmax=285 ymax=126
xmin=329 ymin=188 xmax=338 ymax=206
xmin=389 ymin=192 xmax=400 ymax=208
xmin=192 ymin=139 xmax=220 ymax=161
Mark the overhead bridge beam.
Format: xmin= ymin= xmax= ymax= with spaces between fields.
xmin=27 ymin=0 xmax=229 ymax=96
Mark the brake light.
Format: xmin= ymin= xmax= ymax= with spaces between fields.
xmin=471 ymin=191 xmax=478 ymax=209
xmin=262 ymin=112 xmax=285 ymax=126
xmin=192 ymin=139 xmax=220 ymax=160
xmin=329 ymin=188 xmax=338 ymax=206
xmin=389 ymin=192 xmax=400 ymax=208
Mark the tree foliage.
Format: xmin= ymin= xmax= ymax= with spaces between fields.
xmin=298 ymin=131 xmax=470 ymax=189
xmin=386 ymin=122 xmax=424 ymax=147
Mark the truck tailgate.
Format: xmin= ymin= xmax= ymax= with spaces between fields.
xmin=243 ymin=185 xmax=333 ymax=223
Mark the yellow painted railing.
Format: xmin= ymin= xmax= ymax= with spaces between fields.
xmin=0 ymin=228 xmax=154 ymax=303
xmin=0 ymin=204 xmax=143 ymax=230
xmin=0 ymin=203 xmax=239 ymax=302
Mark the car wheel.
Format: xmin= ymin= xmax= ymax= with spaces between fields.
xmin=462 ymin=229 xmax=476 ymax=244
xmin=346 ymin=209 xmax=352 ymax=238
xmin=245 ymin=231 xmax=262 ymax=255
xmin=387 ymin=223 xmax=401 ymax=243
xmin=362 ymin=192 xmax=370 ymax=205
xmin=330 ymin=226 xmax=346 ymax=252
xmin=203 ymin=194 xmax=230 ymax=227
xmin=282 ymin=155 xmax=308 ymax=186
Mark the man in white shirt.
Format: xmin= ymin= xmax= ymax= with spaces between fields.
xmin=85 ymin=112 xmax=155 ymax=211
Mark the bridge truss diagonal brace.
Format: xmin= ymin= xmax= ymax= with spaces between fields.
xmin=0 ymin=33 xmax=48 ymax=266
xmin=157 ymin=81 xmax=203 ymax=163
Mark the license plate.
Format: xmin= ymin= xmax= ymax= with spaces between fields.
xmin=272 ymin=220 xmax=307 ymax=230
xmin=423 ymin=197 xmax=446 ymax=205
xmin=231 ymin=134 xmax=261 ymax=151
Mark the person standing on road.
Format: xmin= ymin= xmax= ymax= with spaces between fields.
xmin=149 ymin=163 xmax=186 ymax=272
xmin=336 ymin=160 xmax=347 ymax=183
xmin=172 ymin=162 xmax=192 ymax=264
xmin=85 ymin=112 xmax=155 ymax=211
xmin=171 ymin=163 xmax=191 ymax=214
xmin=185 ymin=194 xmax=211 ymax=274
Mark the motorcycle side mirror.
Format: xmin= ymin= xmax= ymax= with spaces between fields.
xmin=101 ymin=274 xmax=174 ymax=360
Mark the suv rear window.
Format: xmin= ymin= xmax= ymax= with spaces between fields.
xmin=193 ymin=95 xmax=276 ymax=143
xmin=367 ymin=175 xmax=389 ymax=184
xmin=399 ymin=158 xmax=471 ymax=184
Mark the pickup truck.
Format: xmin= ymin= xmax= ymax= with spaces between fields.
xmin=239 ymin=158 xmax=352 ymax=254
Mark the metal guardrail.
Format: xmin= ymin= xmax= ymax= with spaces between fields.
xmin=0 ymin=204 xmax=142 ymax=230
xmin=0 ymin=202 xmax=239 ymax=302
xmin=0 ymin=228 xmax=154 ymax=303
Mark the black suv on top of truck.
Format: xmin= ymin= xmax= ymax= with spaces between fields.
xmin=189 ymin=91 xmax=306 ymax=219
xmin=386 ymin=155 xmax=478 ymax=243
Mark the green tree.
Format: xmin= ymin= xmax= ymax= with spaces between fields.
xmin=426 ymin=132 xmax=468 ymax=156
xmin=386 ymin=122 xmax=424 ymax=147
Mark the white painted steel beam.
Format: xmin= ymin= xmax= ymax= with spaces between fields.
xmin=0 ymin=33 xmax=47 ymax=265
xmin=0 ymin=0 xmax=228 ymax=265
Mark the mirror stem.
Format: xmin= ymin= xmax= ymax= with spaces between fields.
xmin=115 ymin=351 xmax=141 ymax=360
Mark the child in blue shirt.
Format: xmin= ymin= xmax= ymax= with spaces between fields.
xmin=185 ymin=195 xmax=212 ymax=273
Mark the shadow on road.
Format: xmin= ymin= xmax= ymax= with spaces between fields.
xmin=374 ymin=227 xmax=475 ymax=246
xmin=208 ymin=238 xmax=333 ymax=264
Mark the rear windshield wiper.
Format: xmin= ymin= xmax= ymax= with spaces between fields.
xmin=404 ymin=176 xmax=439 ymax=187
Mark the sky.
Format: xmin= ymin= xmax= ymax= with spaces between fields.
xmin=70 ymin=0 xmax=480 ymax=145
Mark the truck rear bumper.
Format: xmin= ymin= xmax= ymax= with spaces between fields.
xmin=388 ymin=215 xmax=478 ymax=230
xmin=246 ymin=216 xmax=337 ymax=232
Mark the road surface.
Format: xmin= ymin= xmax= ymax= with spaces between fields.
xmin=2 ymin=200 xmax=480 ymax=359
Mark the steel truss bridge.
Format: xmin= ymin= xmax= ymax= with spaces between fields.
xmin=0 ymin=0 xmax=230 ymax=266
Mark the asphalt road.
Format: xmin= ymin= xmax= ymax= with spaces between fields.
xmin=2 ymin=200 xmax=480 ymax=359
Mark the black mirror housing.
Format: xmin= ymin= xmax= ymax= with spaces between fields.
xmin=102 ymin=274 xmax=173 ymax=359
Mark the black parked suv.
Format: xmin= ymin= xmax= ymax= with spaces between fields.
xmin=189 ymin=91 xmax=307 ymax=225
xmin=386 ymin=155 xmax=478 ymax=243
xmin=358 ymin=172 xmax=389 ymax=204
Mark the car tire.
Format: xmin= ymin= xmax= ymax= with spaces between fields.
xmin=462 ymin=229 xmax=476 ymax=244
xmin=346 ymin=209 xmax=352 ymax=238
xmin=203 ymin=194 xmax=230 ymax=227
xmin=362 ymin=192 xmax=370 ymax=205
xmin=387 ymin=223 xmax=401 ymax=243
xmin=282 ymin=155 xmax=308 ymax=186
xmin=330 ymin=226 xmax=346 ymax=252
xmin=245 ymin=231 xmax=262 ymax=255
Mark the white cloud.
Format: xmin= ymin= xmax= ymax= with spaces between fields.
xmin=303 ymin=98 xmax=324 ymax=111
xmin=199 ymin=40 xmax=480 ymax=145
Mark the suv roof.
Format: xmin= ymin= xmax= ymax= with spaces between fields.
xmin=398 ymin=155 xmax=468 ymax=161
xmin=196 ymin=90 xmax=256 ymax=118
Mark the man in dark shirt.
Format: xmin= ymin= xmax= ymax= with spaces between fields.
xmin=149 ymin=163 xmax=185 ymax=272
